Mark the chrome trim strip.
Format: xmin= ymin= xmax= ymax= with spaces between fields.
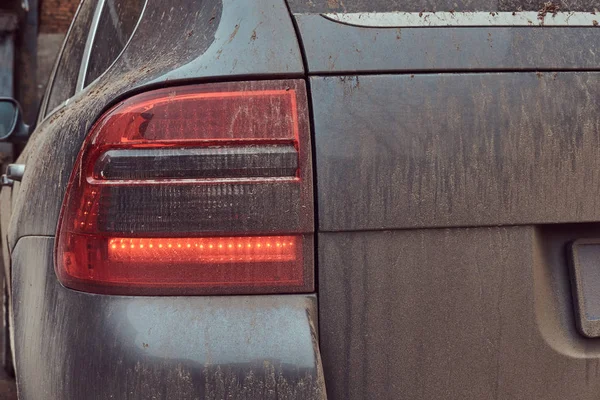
xmin=76 ymin=0 xmax=106 ymax=92
xmin=40 ymin=0 xmax=88 ymax=121
xmin=321 ymin=11 xmax=600 ymax=27
xmin=83 ymin=0 xmax=148 ymax=89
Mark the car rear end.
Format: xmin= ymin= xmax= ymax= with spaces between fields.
xmin=8 ymin=0 xmax=600 ymax=399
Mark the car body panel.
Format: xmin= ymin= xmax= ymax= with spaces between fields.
xmin=318 ymin=225 xmax=600 ymax=400
xmin=308 ymin=70 xmax=600 ymax=398
xmin=9 ymin=0 xmax=600 ymax=398
xmin=149 ymin=0 xmax=303 ymax=82
xmin=294 ymin=14 xmax=600 ymax=73
xmin=311 ymin=72 xmax=600 ymax=232
xmin=286 ymin=0 xmax=600 ymax=14
xmin=13 ymin=237 xmax=325 ymax=399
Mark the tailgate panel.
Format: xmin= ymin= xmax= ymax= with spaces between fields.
xmin=312 ymin=73 xmax=600 ymax=232
xmin=312 ymin=72 xmax=600 ymax=399
xmin=318 ymin=226 xmax=600 ymax=400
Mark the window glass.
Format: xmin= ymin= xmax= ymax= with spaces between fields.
xmin=84 ymin=0 xmax=145 ymax=86
xmin=46 ymin=0 xmax=98 ymax=114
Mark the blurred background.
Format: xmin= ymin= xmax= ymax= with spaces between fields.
xmin=0 ymin=2 xmax=78 ymax=397
xmin=1 ymin=0 xmax=78 ymax=124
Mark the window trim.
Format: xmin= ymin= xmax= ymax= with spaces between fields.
xmin=42 ymin=0 xmax=102 ymax=121
xmin=80 ymin=0 xmax=148 ymax=90
xmin=76 ymin=0 xmax=106 ymax=93
xmin=39 ymin=1 xmax=86 ymax=123
xmin=41 ymin=0 xmax=147 ymax=122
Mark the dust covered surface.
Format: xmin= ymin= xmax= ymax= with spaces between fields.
xmin=116 ymin=362 xmax=324 ymax=399
xmin=318 ymin=225 xmax=600 ymax=399
xmin=295 ymin=11 xmax=600 ymax=74
xmin=312 ymin=72 xmax=600 ymax=231
xmin=288 ymin=0 xmax=600 ymax=12
xmin=201 ymin=363 xmax=323 ymax=400
xmin=12 ymin=238 xmax=325 ymax=399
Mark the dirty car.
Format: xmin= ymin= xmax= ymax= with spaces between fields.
xmin=1 ymin=0 xmax=600 ymax=398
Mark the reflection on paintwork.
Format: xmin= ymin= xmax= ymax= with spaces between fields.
xmin=123 ymin=298 xmax=315 ymax=367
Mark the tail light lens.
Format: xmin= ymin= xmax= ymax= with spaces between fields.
xmin=55 ymin=80 xmax=314 ymax=295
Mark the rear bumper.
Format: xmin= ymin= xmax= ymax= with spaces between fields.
xmin=12 ymin=236 xmax=325 ymax=399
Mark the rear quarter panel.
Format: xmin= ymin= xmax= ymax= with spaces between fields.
xmin=7 ymin=1 xmax=326 ymax=399
xmin=14 ymin=237 xmax=324 ymax=399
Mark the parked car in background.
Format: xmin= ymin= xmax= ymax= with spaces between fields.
xmin=2 ymin=0 xmax=600 ymax=398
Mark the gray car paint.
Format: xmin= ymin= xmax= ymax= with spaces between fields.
xmin=303 ymin=30 xmax=600 ymax=400
xmin=2 ymin=0 xmax=325 ymax=398
xmin=13 ymin=237 xmax=324 ymax=399
xmin=286 ymin=0 xmax=600 ymax=12
xmin=318 ymin=224 xmax=600 ymax=400
xmin=311 ymin=73 xmax=600 ymax=231
xmin=294 ymin=14 xmax=600 ymax=73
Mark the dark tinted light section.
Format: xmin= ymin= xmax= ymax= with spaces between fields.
xmin=95 ymin=183 xmax=302 ymax=233
xmin=94 ymin=145 xmax=298 ymax=180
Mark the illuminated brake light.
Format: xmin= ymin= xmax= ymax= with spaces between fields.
xmin=55 ymin=80 xmax=314 ymax=295
xmin=107 ymin=236 xmax=297 ymax=263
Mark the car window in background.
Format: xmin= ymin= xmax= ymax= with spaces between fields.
xmin=84 ymin=0 xmax=145 ymax=86
xmin=46 ymin=0 xmax=98 ymax=115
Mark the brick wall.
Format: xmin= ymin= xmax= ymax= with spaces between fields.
xmin=39 ymin=0 xmax=80 ymax=33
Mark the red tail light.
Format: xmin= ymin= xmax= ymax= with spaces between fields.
xmin=55 ymin=80 xmax=314 ymax=295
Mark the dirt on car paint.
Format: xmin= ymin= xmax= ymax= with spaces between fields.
xmin=537 ymin=1 xmax=560 ymax=21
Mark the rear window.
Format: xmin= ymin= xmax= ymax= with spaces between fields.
xmin=84 ymin=0 xmax=145 ymax=86
xmin=287 ymin=0 xmax=600 ymax=12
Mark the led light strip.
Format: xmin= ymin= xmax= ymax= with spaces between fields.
xmin=107 ymin=236 xmax=298 ymax=263
xmin=321 ymin=11 xmax=600 ymax=27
